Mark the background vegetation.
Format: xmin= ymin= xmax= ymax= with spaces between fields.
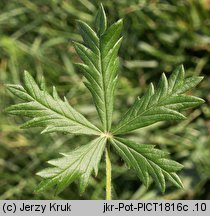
xmin=0 ymin=0 xmax=210 ymax=199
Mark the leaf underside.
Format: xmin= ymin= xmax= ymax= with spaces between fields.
xmin=112 ymin=65 xmax=204 ymax=135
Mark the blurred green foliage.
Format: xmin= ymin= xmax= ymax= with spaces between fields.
xmin=0 ymin=0 xmax=210 ymax=199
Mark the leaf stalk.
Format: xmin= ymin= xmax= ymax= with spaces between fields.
xmin=105 ymin=143 xmax=112 ymax=200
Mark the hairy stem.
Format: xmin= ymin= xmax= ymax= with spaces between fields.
xmin=105 ymin=143 xmax=112 ymax=200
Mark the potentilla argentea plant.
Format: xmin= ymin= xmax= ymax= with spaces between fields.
xmin=6 ymin=4 xmax=204 ymax=199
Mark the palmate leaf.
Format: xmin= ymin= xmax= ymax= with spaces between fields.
xmin=36 ymin=137 xmax=106 ymax=194
xmin=112 ymin=65 xmax=204 ymax=135
xmin=74 ymin=3 xmax=123 ymax=131
xmin=111 ymin=137 xmax=184 ymax=192
xmin=5 ymin=3 xmax=205 ymax=196
xmin=6 ymin=71 xmax=100 ymax=135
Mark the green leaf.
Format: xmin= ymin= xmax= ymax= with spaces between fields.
xmin=74 ymin=7 xmax=123 ymax=131
xmin=36 ymin=136 xmax=106 ymax=194
xmin=95 ymin=3 xmax=107 ymax=36
xmin=5 ymin=4 xmax=205 ymax=197
xmin=6 ymin=71 xmax=101 ymax=135
xmin=110 ymin=137 xmax=184 ymax=192
xmin=112 ymin=65 xmax=204 ymax=134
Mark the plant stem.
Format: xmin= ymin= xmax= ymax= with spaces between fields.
xmin=105 ymin=143 xmax=112 ymax=200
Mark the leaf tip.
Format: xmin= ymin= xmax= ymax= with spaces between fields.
xmin=149 ymin=82 xmax=154 ymax=93
xmin=197 ymin=76 xmax=204 ymax=84
xmin=23 ymin=70 xmax=30 ymax=77
xmin=95 ymin=3 xmax=107 ymax=35
xmin=40 ymin=129 xmax=47 ymax=134
xmin=195 ymin=96 xmax=205 ymax=105
xmin=161 ymin=187 xmax=166 ymax=193
xmin=40 ymin=76 xmax=46 ymax=91
xmin=161 ymin=72 xmax=167 ymax=81
xmin=117 ymin=18 xmax=123 ymax=24
xmin=180 ymin=64 xmax=184 ymax=71
xmin=76 ymin=19 xmax=86 ymax=30
xmin=179 ymin=181 xmax=184 ymax=189
xmin=35 ymin=171 xmax=43 ymax=177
